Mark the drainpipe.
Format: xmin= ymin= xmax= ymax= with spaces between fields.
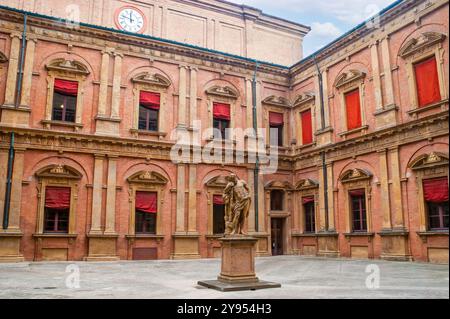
xmin=314 ymin=55 xmax=329 ymax=231
xmin=252 ymin=61 xmax=259 ymax=232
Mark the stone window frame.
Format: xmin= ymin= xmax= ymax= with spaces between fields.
xmin=130 ymin=72 xmax=171 ymax=138
xmin=34 ymin=164 xmax=82 ymax=236
xmin=293 ymin=93 xmax=316 ymax=148
xmin=205 ymin=85 xmax=239 ymax=141
xmin=43 ymin=59 xmax=90 ymax=131
xmin=262 ymin=96 xmax=289 ymax=148
xmin=264 ymin=181 xmax=294 ymax=215
xmin=409 ymin=152 xmax=449 ymax=233
xmin=295 ymin=179 xmax=319 ymax=234
xmin=204 ymin=175 xmax=229 ymax=236
xmin=335 ymin=70 xmax=368 ymax=137
xmin=127 ymin=170 xmax=168 ymax=236
xmin=339 ymin=168 xmax=373 ymax=234
xmin=399 ymin=32 xmax=448 ymax=116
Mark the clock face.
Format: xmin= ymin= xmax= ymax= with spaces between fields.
xmin=117 ymin=7 xmax=145 ymax=33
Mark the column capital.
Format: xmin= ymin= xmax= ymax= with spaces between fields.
xmin=25 ymin=35 xmax=38 ymax=43
xmin=179 ymin=64 xmax=188 ymax=70
xmin=10 ymin=32 xmax=22 ymax=40
xmin=189 ymin=66 xmax=198 ymax=72
xmin=94 ymin=153 xmax=106 ymax=159
xmin=113 ymin=52 xmax=124 ymax=58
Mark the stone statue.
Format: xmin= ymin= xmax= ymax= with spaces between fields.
xmin=223 ymin=174 xmax=251 ymax=236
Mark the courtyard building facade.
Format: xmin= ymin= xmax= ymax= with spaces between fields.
xmin=0 ymin=0 xmax=448 ymax=263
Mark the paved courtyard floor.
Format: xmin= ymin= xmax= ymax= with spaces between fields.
xmin=0 ymin=256 xmax=448 ymax=299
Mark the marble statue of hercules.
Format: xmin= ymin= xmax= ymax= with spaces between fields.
xmin=223 ymin=174 xmax=251 ymax=236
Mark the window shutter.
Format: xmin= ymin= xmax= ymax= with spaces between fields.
xmin=345 ymin=89 xmax=362 ymax=130
xmin=301 ymin=109 xmax=313 ymax=144
xmin=414 ymin=56 xmax=441 ymax=107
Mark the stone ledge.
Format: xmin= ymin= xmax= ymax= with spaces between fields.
xmin=344 ymin=232 xmax=375 ymax=237
xmin=0 ymin=232 xmax=23 ymax=237
xmin=291 ymin=232 xmax=318 ymax=237
xmin=338 ymin=125 xmax=369 ymax=137
xmin=197 ymin=279 xmax=281 ymax=292
xmin=315 ymin=231 xmax=339 ymax=237
xmin=407 ymin=99 xmax=449 ymax=116
xmin=32 ymin=233 xmax=77 ymax=238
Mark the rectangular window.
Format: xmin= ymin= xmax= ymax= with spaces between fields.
xmin=138 ymin=91 xmax=160 ymax=131
xmin=344 ymin=89 xmax=362 ymax=130
xmin=270 ymin=190 xmax=284 ymax=211
xmin=414 ymin=56 xmax=441 ymax=107
xmin=213 ymin=195 xmax=225 ymax=235
xmin=269 ymin=112 xmax=284 ymax=147
xmin=423 ymin=177 xmax=449 ymax=230
xmin=300 ymin=109 xmax=313 ymax=145
xmin=213 ymin=103 xmax=230 ymax=139
xmin=52 ymin=79 xmax=78 ymax=122
xmin=44 ymin=186 xmax=71 ymax=233
xmin=303 ymin=196 xmax=315 ymax=233
xmin=135 ymin=191 xmax=157 ymax=234
xmin=350 ymin=189 xmax=367 ymax=232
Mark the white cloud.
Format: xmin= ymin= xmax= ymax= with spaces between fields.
xmin=309 ymin=22 xmax=342 ymax=38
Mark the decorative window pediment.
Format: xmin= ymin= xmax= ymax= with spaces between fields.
xmin=335 ymin=70 xmax=366 ymax=89
xmin=127 ymin=171 xmax=168 ymax=185
xmin=265 ymin=180 xmax=294 ymax=190
xmin=131 ymin=72 xmax=171 ymax=88
xmin=35 ymin=164 xmax=82 ymax=180
xmin=0 ymin=51 xmax=7 ymax=63
xmin=262 ymin=95 xmax=289 ymax=107
xmin=340 ymin=168 xmax=372 ymax=183
xmin=46 ymin=59 xmax=90 ymax=76
xmin=205 ymin=85 xmax=238 ymax=99
xmin=293 ymin=92 xmax=315 ymax=107
xmin=205 ymin=175 xmax=229 ymax=188
xmin=296 ymin=179 xmax=319 ymax=190
xmin=409 ymin=152 xmax=448 ymax=171
xmin=399 ymin=32 xmax=446 ymax=58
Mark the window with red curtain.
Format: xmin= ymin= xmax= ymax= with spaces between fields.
xmin=345 ymin=89 xmax=362 ymax=130
xmin=414 ymin=56 xmax=441 ymax=108
xmin=212 ymin=103 xmax=230 ymax=140
xmin=52 ymin=79 xmax=78 ymax=122
xmin=303 ymin=196 xmax=315 ymax=233
xmin=301 ymin=109 xmax=313 ymax=145
xmin=350 ymin=189 xmax=367 ymax=232
xmin=44 ymin=186 xmax=71 ymax=233
xmin=213 ymin=195 xmax=225 ymax=234
xmin=423 ymin=177 xmax=449 ymax=230
xmin=135 ymin=191 xmax=157 ymax=234
xmin=269 ymin=112 xmax=284 ymax=147
xmin=139 ymin=91 xmax=160 ymax=131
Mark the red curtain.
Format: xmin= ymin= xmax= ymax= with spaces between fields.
xmin=54 ymin=79 xmax=78 ymax=96
xmin=414 ymin=57 xmax=441 ymax=107
xmin=301 ymin=109 xmax=313 ymax=145
xmin=269 ymin=112 xmax=284 ymax=126
xmin=213 ymin=195 xmax=224 ymax=205
xmin=345 ymin=89 xmax=362 ymax=130
xmin=45 ymin=187 xmax=71 ymax=209
xmin=302 ymin=196 xmax=314 ymax=204
xmin=139 ymin=91 xmax=161 ymax=110
xmin=135 ymin=191 xmax=157 ymax=213
xmin=423 ymin=178 xmax=448 ymax=203
xmin=213 ymin=103 xmax=230 ymax=120
xmin=349 ymin=189 xmax=365 ymax=197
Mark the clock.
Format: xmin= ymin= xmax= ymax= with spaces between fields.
xmin=115 ymin=6 xmax=146 ymax=33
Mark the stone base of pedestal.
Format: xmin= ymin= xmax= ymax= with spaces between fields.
xmin=198 ymin=235 xmax=281 ymax=292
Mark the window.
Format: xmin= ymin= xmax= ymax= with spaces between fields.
xmin=423 ymin=177 xmax=449 ymax=230
xmin=303 ymin=196 xmax=315 ymax=233
xmin=300 ymin=109 xmax=313 ymax=145
xmin=138 ymin=91 xmax=160 ymax=131
xmin=43 ymin=186 xmax=71 ymax=233
xmin=414 ymin=56 xmax=441 ymax=107
xmin=213 ymin=195 xmax=225 ymax=234
xmin=213 ymin=103 xmax=230 ymax=139
xmin=52 ymin=79 xmax=78 ymax=122
xmin=135 ymin=191 xmax=157 ymax=234
xmin=344 ymin=89 xmax=362 ymax=130
xmin=350 ymin=189 xmax=367 ymax=232
xmin=270 ymin=190 xmax=284 ymax=211
xmin=269 ymin=112 xmax=284 ymax=146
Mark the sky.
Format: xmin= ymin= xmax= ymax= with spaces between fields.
xmin=226 ymin=0 xmax=398 ymax=57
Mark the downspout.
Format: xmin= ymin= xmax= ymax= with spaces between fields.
xmin=3 ymin=13 xmax=27 ymax=229
xmin=252 ymin=61 xmax=259 ymax=232
xmin=314 ymin=55 xmax=329 ymax=231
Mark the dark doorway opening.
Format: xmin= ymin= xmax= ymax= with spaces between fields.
xmin=271 ymin=218 xmax=284 ymax=256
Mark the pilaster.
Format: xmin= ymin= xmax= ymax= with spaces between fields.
xmin=378 ymin=149 xmax=392 ymax=229
xmin=19 ymin=37 xmax=37 ymax=108
xmin=3 ymin=33 xmax=21 ymax=106
xmin=90 ymin=155 xmax=104 ymax=234
xmin=104 ymin=156 xmax=118 ymax=235
xmin=178 ymin=65 xmax=187 ymax=127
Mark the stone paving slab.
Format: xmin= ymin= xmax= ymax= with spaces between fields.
xmin=0 ymin=256 xmax=448 ymax=299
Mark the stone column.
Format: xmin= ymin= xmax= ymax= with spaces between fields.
xmin=318 ymin=165 xmax=327 ymax=231
xmin=257 ymin=173 xmax=265 ymax=232
xmin=0 ymin=150 xmax=7 ymax=224
xmin=187 ymin=164 xmax=197 ymax=233
xmin=326 ymin=163 xmax=335 ymax=231
xmin=8 ymin=149 xmax=25 ymax=231
xmin=110 ymin=53 xmax=123 ymax=119
xmin=90 ymin=155 xmax=104 ymax=234
xmin=389 ymin=147 xmax=404 ymax=228
xmin=378 ymin=149 xmax=392 ymax=229
xmin=189 ymin=67 xmax=198 ymax=126
xmin=247 ymin=169 xmax=256 ymax=233
xmin=244 ymin=18 xmax=255 ymax=58
xmin=178 ymin=65 xmax=187 ymax=127
xmin=245 ymin=78 xmax=253 ymax=129
xmin=19 ymin=37 xmax=37 ymax=108
xmin=104 ymin=156 xmax=117 ymax=234
xmin=97 ymin=50 xmax=110 ymax=116
xmin=381 ymin=37 xmax=395 ymax=107
xmin=3 ymin=33 xmax=21 ymax=106
xmin=175 ymin=164 xmax=186 ymax=233
xmin=370 ymin=42 xmax=383 ymax=110
xmin=321 ymin=68 xmax=330 ymax=127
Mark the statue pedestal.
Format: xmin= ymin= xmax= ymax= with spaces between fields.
xmin=198 ymin=235 xmax=281 ymax=292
